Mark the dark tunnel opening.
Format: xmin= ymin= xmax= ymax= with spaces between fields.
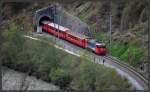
xmin=39 ymin=16 xmax=52 ymax=26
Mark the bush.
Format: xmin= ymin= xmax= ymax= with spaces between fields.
xmin=107 ymin=43 xmax=128 ymax=57
xmin=120 ymin=46 xmax=143 ymax=66
xmin=92 ymin=31 xmax=108 ymax=41
xmin=71 ymin=61 xmax=97 ymax=90
xmin=71 ymin=59 xmax=130 ymax=90
xmin=106 ymin=41 xmax=143 ymax=66
xmin=1 ymin=23 xmax=25 ymax=67
xmin=50 ymin=68 xmax=72 ymax=89
xmin=95 ymin=69 xmax=130 ymax=90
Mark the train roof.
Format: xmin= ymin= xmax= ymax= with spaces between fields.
xmin=67 ymin=30 xmax=90 ymax=39
xmin=42 ymin=21 xmax=69 ymax=32
xmin=88 ymin=39 xmax=105 ymax=44
xmin=42 ymin=21 xmax=90 ymax=39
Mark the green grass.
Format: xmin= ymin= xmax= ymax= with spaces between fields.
xmin=120 ymin=45 xmax=143 ymax=66
xmin=106 ymin=42 xmax=143 ymax=66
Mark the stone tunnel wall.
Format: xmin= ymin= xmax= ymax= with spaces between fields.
xmin=34 ymin=4 xmax=90 ymax=36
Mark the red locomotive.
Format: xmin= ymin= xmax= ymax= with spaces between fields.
xmin=41 ymin=21 xmax=106 ymax=55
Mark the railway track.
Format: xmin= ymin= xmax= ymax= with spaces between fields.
xmin=25 ymin=33 xmax=148 ymax=90
xmin=103 ymin=55 xmax=148 ymax=90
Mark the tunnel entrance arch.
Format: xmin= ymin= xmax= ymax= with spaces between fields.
xmin=33 ymin=5 xmax=55 ymax=33
xmin=37 ymin=15 xmax=52 ymax=33
xmin=39 ymin=16 xmax=52 ymax=26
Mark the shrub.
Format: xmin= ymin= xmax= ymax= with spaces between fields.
xmin=106 ymin=40 xmax=143 ymax=66
xmin=1 ymin=23 xmax=25 ymax=67
xmin=71 ymin=61 xmax=97 ymax=90
xmin=120 ymin=46 xmax=143 ymax=66
xmin=71 ymin=59 xmax=130 ymax=90
xmin=92 ymin=31 xmax=108 ymax=41
xmin=95 ymin=69 xmax=130 ymax=90
xmin=50 ymin=68 xmax=72 ymax=89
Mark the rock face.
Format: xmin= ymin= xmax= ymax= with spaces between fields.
xmin=55 ymin=5 xmax=90 ymax=36
xmin=2 ymin=67 xmax=59 ymax=90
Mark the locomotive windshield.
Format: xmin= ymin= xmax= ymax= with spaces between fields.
xmin=96 ymin=44 xmax=106 ymax=48
xmin=87 ymin=39 xmax=106 ymax=48
xmin=96 ymin=42 xmax=106 ymax=48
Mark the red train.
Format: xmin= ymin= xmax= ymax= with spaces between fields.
xmin=41 ymin=21 xmax=106 ymax=55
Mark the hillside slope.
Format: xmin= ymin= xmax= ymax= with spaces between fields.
xmin=1 ymin=0 xmax=148 ymax=81
xmin=62 ymin=0 xmax=148 ymax=68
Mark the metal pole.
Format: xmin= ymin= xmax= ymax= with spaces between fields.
xmin=59 ymin=6 xmax=62 ymax=43
xmin=58 ymin=5 xmax=60 ymax=42
xmin=54 ymin=4 xmax=56 ymax=43
xmin=148 ymin=2 xmax=150 ymax=87
xmin=109 ymin=0 xmax=112 ymax=55
xmin=56 ymin=4 xmax=60 ymax=43
xmin=58 ymin=8 xmax=59 ymax=41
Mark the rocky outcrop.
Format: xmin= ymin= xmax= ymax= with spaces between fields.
xmin=2 ymin=67 xmax=59 ymax=90
xmin=55 ymin=5 xmax=90 ymax=36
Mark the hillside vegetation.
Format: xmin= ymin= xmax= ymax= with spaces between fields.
xmin=1 ymin=23 xmax=131 ymax=90
xmin=0 ymin=0 xmax=148 ymax=90
xmin=1 ymin=1 xmax=148 ymax=67
xmin=62 ymin=0 xmax=148 ymax=67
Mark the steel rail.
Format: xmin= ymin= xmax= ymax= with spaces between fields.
xmin=103 ymin=55 xmax=148 ymax=90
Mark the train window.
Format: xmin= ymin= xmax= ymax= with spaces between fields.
xmin=96 ymin=44 xmax=106 ymax=48
xmin=50 ymin=26 xmax=55 ymax=31
xmin=96 ymin=40 xmax=104 ymax=43
xmin=68 ymin=34 xmax=80 ymax=41
xmin=68 ymin=34 xmax=73 ymax=38
xmin=48 ymin=26 xmax=51 ymax=29
xmin=50 ymin=26 xmax=64 ymax=32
